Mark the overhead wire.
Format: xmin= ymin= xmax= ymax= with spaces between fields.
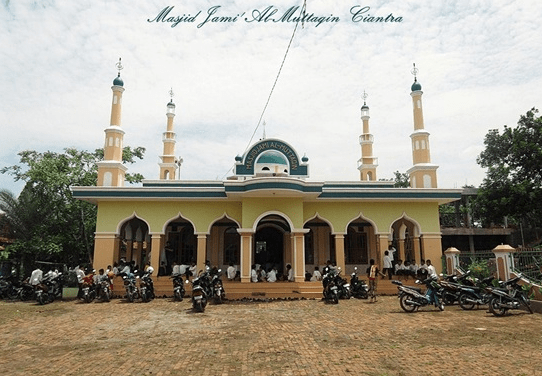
xmin=220 ymin=1 xmax=307 ymax=180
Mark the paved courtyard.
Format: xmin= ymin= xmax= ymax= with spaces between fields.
xmin=0 ymin=296 xmax=541 ymax=376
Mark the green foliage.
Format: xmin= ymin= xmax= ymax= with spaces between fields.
xmin=476 ymin=108 xmax=542 ymax=227
xmin=393 ymin=171 xmax=409 ymax=188
xmin=467 ymin=259 xmax=491 ymax=279
xmin=0 ymin=146 xmax=145 ymax=273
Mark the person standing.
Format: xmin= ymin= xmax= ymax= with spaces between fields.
xmin=366 ymin=259 xmax=382 ymax=303
xmin=383 ymin=250 xmax=393 ymax=279
xmin=30 ymin=267 xmax=43 ymax=287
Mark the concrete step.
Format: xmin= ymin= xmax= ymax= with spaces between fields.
xmin=111 ymin=276 xmax=418 ymax=300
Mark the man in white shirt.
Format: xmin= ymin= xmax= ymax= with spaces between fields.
xmin=251 ymin=264 xmax=259 ymax=283
xmin=227 ymin=262 xmax=236 ymax=281
xmin=311 ymin=266 xmax=322 ymax=281
xmin=426 ymin=259 xmax=437 ymax=279
xmin=266 ymin=267 xmax=277 ymax=282
xmin=286 ymin=264 xmax=294 ymax=282
xmin=30 ymin=267 xmax=43 ymax=286
xmin=171 ymin=262 xmax=181 ymax=275
xmin=383 ymin=250 xmax=393 ymax=280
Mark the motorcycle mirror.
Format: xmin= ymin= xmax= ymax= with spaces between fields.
xmin=185 ymin=280 xmax=190 ymax=284
xmin=354 ymin=267 xmax=358 ymax=271
xmin=338 ymin=267 xmax=341 ymax=271
xmin=218 ymin=269 xmax=222 ymax=273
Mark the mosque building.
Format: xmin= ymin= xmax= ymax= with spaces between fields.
xmin=71 ymin=61 xmax=461 ymax=285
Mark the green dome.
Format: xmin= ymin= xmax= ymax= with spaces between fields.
xmin=411 ymin=78 xmax=421 ymax=91
xmin=257 ymin=151 xmax=288 ymax=165
xmin=113 ymin=73 xmax=124 ymax=87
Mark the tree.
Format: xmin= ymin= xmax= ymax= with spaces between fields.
xmin=476 ymin=108 xmax=542 ymax=228
xmin=393 ymin=171 xmax=410 ymax=188
xmin=0 ymin=146 xmax=145 ymax=272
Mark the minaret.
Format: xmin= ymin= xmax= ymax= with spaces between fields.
xmin=97 ymin=58 xmax=128 ymax=187
xmin=159 ymin=88 xmax=180 ymax=180
xmin=406 ymin=63 xmax=438 ymax=188
xmin=357 ymin=91 xmax=378 ymax=181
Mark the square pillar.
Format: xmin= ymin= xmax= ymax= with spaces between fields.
xmin=293 ymin=230 xmax=309 ymax=282
xmin=334 ymin=234 xmax=346 ymax=274
xmin=196 ymin=234 xmax=207 ymax=276
xmin=150 ymin=234 xmax=162 ymax=273
xmin=420 ymin=233 xmax=443 ymax=274
xmin=492 ymin=244 xmax=516 ymax=281
xmin=443 ymin=247 xmax=461 ymax=275
xmin=238 ymin=229 xmax=254 ymax=283
xmin=93 ymin=233 xmax=117 ymax=270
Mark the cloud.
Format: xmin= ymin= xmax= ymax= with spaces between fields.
xmin=1 ymin=0 xmax=542 ymax=195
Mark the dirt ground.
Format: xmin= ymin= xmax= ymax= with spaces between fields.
xmin=0 ymin=296 xmax=540 ymax=376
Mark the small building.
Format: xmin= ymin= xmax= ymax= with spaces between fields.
xmin=72 ymin=61 xmax=461 ymax=282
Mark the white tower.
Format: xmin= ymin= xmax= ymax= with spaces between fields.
xmin=357 ymin=91 xmax=378 ymax=181
xmin=406 ymin=64 xmax=438 ymax=188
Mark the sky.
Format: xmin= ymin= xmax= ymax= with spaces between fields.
xmin=1 ymin=0 xmax=542 ymax=196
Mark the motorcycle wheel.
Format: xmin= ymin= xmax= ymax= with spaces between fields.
xmin=7 ymin=288 xmax=19 ymax=300
xmin=127 ymin=292 xmax=134 ymax=303
xmin=104 ymin=290 xmax=110 ymax=302
xmin=399 ymin=294 xmax=417 ymax=313
xmin=442 ymin=292 xmax=456 ymax=306
xmin=521 ymin=296 xmax=533 ymax=314
xmin=37 ymin=293 xmax=46 ymax=305
xmin=332 ymin=294 xmax=339 ymax=304
xmin=489 ymin=297 xmax=508 ymax=317
xmin=21 ymin=289 xmax=33 ymax=301
xmin=174 ymin=290 xmax=183 ymax=302
xmin=194 ymin=300 xmax=204 ymax=312
xmin=459 ymin=293 xmax=476 ymax=310
xmin=214 ymin=294 xmax=223 ymax=305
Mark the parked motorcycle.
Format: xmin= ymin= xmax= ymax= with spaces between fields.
xmin=209 ymin=269 xmax=225 ymax=304
xmin=35 ymin=273 xmax=63 ymax=305
xmin=190 ymin=273 xmax=208 ymax=312
xmin=457 ymin=275 xmax=495 ymax=310
xmin=171 ymin=273 xmax=185 ymax=302
xmin=0 ymin=275 xmax=20 ymax=300
xmin=439 ymin=270 xmax=474 ymax=305
xmin=139 ymin=271 xmax=155 ymax=303
xmin=486 ymin=274 xmax=533 ymax=316
xmin=80 ymin=274 xmax=96 ymax=303
xmin=394 ymin=276 xmax=444 ymax=312
xmin=96 ymin=274 xmax=111 ymax=302
xmin=122 ymin=272 xmax=140 ymax=303
xmin=350 ymin=267 xmax=368 ymax=299
xmin=322 ymin=269 xmax=340 ymax=304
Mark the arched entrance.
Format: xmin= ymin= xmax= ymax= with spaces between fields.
xmin=254 ymin=215 xmax=290 ymax=275
xmin=208 ymin=217 xmax=240 ymax=270
xmin=391 ymin=218 xmax=421 ymax=265
xmin=165 ymin=218 xmax=196 ymax=268
xmin=119 ymin=217 xmax=150 ymax=270
xmin=344 ymin=217 xmax=377 ymax=274
xmin=304 ymin=217 xmax=333 ymax=270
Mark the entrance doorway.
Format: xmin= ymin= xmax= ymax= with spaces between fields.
xmin=254 ymin=215 xmax=290 ymax=274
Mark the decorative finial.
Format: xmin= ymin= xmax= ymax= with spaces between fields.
xmin=411 ymin=63 xmax=418 ymax=81
xmin=262 ymin=120 xmax=267 ymax=139
xmin=115 ymin=57 xmax=123 ymax=76
xmin=169 ymin=87 xmax=174 ymax=101
xmin=362 ymin=90 xmax=368 ymax=105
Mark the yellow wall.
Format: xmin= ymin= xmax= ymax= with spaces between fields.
xmin=302 ymin=201 xmax=440 ymax=234
xmin=95 ymin=200 xmax=242 ymax=234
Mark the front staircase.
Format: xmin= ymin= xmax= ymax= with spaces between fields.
xmin=111 ymin=276 xmax=417 ymax=300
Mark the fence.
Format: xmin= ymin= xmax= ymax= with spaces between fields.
xmin=513 ymin=248 xmax=542 ymax=284
xmin=452 ymin=250 xmax=496 ymax=278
